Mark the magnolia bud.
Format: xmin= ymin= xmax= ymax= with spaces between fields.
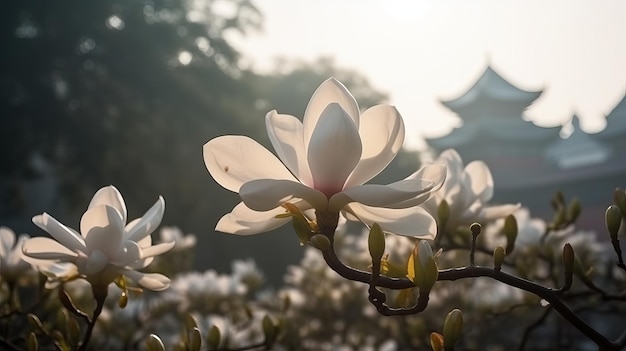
xmin=422 ymin=256 xmax=439 ymax=293
xmin=26 ymin=332 xmax=38 ymax=351
xmin=430 ymin=332 xmax=444 ymax=351
xmin=567 ymin=198 xmax=581 ymax=222
xmin=470 ymin=223 xmax=481 ymax=237
xmin=606 ymin=205 xmax=623 ymax=240
xmin=145 ymin=334 xmax=165 ymax=351
xmin=493 ymin=246 xmax=506 ymax=271
xmin=262 ymin=315 xmax=278 ymax=346
xmin=189 ymin=327 xmax=202 ymax=351
xmin=368 ymin=223 xmax=385 ymax=264
xmin=562 ymin=243 xmax=575 ymax=277
xmin=503 ymin=215 xmax=518 ymax=254
xmin=443 ymin=309 xmax=464 ymax=348
xmin=206 ymin=326 xmax=221 ymax=350
xmin=438 ymin=200 xmax=450 ymax=229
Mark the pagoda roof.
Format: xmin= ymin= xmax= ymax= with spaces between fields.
xmin=427 ymin=118 xmax=560 ymax=149
xmin=545 ymin=116 xmax=610 ymax=169
xmin=441 ymin=66 xmax=543 ymax=114
xmin=597 ymin=94 xmax=626 ymax=139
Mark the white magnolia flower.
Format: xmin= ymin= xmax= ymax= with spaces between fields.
xmin=0 ymin=226 xmax=34 ymax=284
xmin=158 ymin=226 xmax=196 ymax=251
xmin=204 ymin=78 xmax=446 ymax=238
xmin=423 ymin=149 xmax=519 ymax=232
xmin=22 ymin=185 xmax=175 ymax=291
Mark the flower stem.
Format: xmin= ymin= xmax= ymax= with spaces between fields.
xmin=78 ymin=284 xmax=108 ymax=351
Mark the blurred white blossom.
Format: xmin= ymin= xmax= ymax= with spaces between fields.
xmin=22 ymin=185 xmax=174 ymax=291
xmin=0 ymin=226 xmax=34 ymax=284
xmin=423 ymin=149 xmax=519 ymax=232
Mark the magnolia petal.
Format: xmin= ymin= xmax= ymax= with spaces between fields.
xmin=329 ymin=178 xmax=434 ymax=212
xmin=303 ymin=78 xmax=360 ymax=147
xmin=125 ymin=196 xmax=165 ymax=243
xmin=140 ymin=241 xmax=175 ymax=259
xmin=81 ymin=205 xmax=125 ymax=257
xmin=8 ymin=234 xmax=29 ymax=267
xmin=0 ymin=227 xmax=16 ymax=258
xmin=344 ymin=203 xmax=437 ymax=239
xmin=32 ymin=213 xmax=86 ymax=253
xmin=215 ymin=202 xmax=292 ymax=235
xmin=22 ymin=237 xmax=79 ymax=261
xmin=345 ymin=105 xmax=405 ymax=187
xmin=41 ymin=262 xmax=79 ymax=280
xmin=240 ymin=179 xmax=327 ymax=211
xmin=108 ymin=240 xmax=142 ymax=268
xmin=479 ymin=203 xmax=522 ymax=222
xmin=124 ymin=270 xmax=171 ymax=291
xmin=88 ymin=185 xmax=127 ymax=224
xmin=266 ymin=111 xmax=313 ymax=186
xmin=307 ymin=103 xmax=362 ymax=197
xmin=81 ymin=250 xmax=108 ymax=275
xmin=203 ymin=135 xmax=296 ymax=193
xmin=464 ymin=160 xmax=494 ymax=202
xmin=437 ymin=149 xmax=464 ymax=196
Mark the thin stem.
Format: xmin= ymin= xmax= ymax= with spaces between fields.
xmin=78 ymin=284 xmax=108 ymax=351
xmin=320 ymin=247 xmax=620 ymax=350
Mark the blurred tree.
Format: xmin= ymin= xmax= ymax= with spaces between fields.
xmin=0 ymin=0 xmax=262 ymax=227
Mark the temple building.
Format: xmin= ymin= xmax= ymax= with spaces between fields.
xmin=426 ymin=66 xmax=626 ymax=231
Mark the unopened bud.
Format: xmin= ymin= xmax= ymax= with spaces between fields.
xmin=493 ymin=246 xmax=506 ymax=271
xmin=262 ymin=315 xmax=278 ymax=346
xmin=422 ymin=256 xmax=439 ymax=293
xmin=503 ymin=215 xmax=518 ymax=254
xmin=189 ymin=327 xmax=202 ymax=351
xmin=443 ymin=309 xmax=464 ymax=348
xmin=429 ymin=332 xmax=444 ymax=351
xmin=553 ymin=207 xmax=567 ymax=227
xmin=368 ymin=223 xmax=386 ymax=264
xmin=606 ymin=205 xmax=622 ymax=240
xmin=26 ymin=332 xmax=38 ymax=351
xmin=207 ymin=326 xmax=221 ymax=350
xmin=567 ymin=198 xmax=581 ymax=222
xmin=310 ymin=234 xmax=331 ymax=252
xmin=438 ymin=200 xmax=450 ymax=229
xmin=470 ymin=223 xmax=481 ymax=237
xmin=145 ymin=334 xmax=165 ymax=351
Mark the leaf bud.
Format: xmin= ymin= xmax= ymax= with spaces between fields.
xmin=562 ymin=243 xmax=575 ymax=277
xmin=262 ymin=315 xmax=278 ymax=346
xmin=493 ymin=246 xmax=506 ymax=271
xmin=430 ymin=332 xmax=444 ymax=351
xmin=503 ymin=215 xmax=518 ymax=254
xmin=470 ymin=222 xmax=481 ymax=237
xmin=26 ymin=332 xmax=38 ymax=351
xmin=368 ymin=223 xmax=385 ymax=264
xmin=145 ymin=334 xmax=165 ymax=351
xmin=443 ymin=308 xmax=464 ymax=348
xmin=606 ymin=205 xmax=623 ymax=240
xmin=189 ymin=327 xmax=202 ymax=351
xmin=567 ymin=198 xmax=581 ymax=222
xmin=206 ymin=326 xmax=221 ymax=350
xmin=437 ymin=200 xmax=450 ymax=229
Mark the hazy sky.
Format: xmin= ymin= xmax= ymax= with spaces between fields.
xmin=229 ymin=0 xmax=626 ymax=149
